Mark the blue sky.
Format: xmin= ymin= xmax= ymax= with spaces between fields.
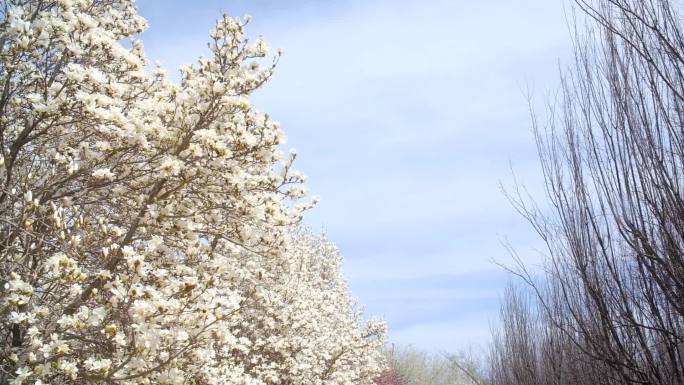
xmin=137 ymin=0 xmax=571 ymax=352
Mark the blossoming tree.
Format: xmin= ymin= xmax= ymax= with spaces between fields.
xmin=0 ymin=1 xmax=385 ymax=384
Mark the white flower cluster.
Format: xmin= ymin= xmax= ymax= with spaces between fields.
xmin=0 ymin=2 xmax=385 ymax=385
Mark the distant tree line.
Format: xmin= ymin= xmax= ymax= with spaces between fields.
xmin=374 ymin=345 xmax=484 ymax=385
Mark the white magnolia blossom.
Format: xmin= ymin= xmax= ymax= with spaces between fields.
xmin=0 ymin=1 xmax=385 ymax=385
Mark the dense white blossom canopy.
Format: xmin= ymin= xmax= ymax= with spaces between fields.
xmin=0 ymin=1 xmax=385 ymax=384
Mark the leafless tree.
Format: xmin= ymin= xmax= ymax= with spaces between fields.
xmin=488 ymin=1 xmax=684 ymax=384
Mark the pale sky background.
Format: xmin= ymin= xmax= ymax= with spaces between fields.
xmin=136 ymin=0 xmax=572 ymax=352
